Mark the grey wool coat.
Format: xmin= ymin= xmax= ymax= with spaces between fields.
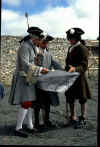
xmin=8 ymin=39 xmax=40 ymax=105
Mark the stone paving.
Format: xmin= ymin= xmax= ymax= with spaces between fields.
xmin=0 ymin=72 xmax=98 ymax=146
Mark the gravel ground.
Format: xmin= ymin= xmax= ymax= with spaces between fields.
xmin=0 ymin=72 xmax=98 ymax=146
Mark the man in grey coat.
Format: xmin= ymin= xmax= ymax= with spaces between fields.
xmin=8 ymin=26 xmax=48 ymax=137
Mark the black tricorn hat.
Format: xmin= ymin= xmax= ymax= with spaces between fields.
xmin=27 ymin=26 xmax=43 ymax=34
xmin=43 ymin=35 xmax=54 ymax=42
xmin=66 ymin=28 xmax=85 ymax=40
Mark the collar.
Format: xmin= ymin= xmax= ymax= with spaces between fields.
xmin=39 ymin=48 xmax=47 ymax=53
xmin=69 ymin=41 xmax=81 ymax=53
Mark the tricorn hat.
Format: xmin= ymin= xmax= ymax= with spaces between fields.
xmin=43 ymin=35 xmax=54 ymax=42
xmin=27 ymin=26 xmax=44 ymax=39
xmin=66 ymin=28 xmax=85 ymax=40
xmin=27 ymin=26 xmax=43 ymax=34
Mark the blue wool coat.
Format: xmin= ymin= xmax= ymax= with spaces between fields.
xmin=0 ymin=83 xmax=5 ymax=100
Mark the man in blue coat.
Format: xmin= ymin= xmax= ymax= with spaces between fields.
xmin=0 ymin=83 xmax=5 ymax=100
xmin=34 ymin=35 xmax=63 ymax=129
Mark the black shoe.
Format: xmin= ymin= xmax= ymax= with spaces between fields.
xmin=39 ymin=124 xmax=46 ymax=128
xmin=44 ymin=120 xmax=56 ymax=128
xmin=71 ymin=120 xmax=78 ymax=126
xmin=33 ymin=124 xmax=48 ymax=133
xmin=24 ymin=128 xmax=38 ymax=134
xmin=74 ymin=116 xmax=86 ymax=129
xmin=34 ymin=123 xmax=40 ymax=130
xmin=34 ymin=123 xmax=46 ymax=133
xmin=34 ymin=124 xmax=45 ymax=129
xmin=63 ymin=116 xmax=78 ymax=128
xmin=14 ymin=129 xmax=28 ymax=138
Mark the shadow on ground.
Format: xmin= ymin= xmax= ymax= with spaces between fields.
xmin=0 ymin=124 xmax=16 ymax=136
xmin=0 ymin=120 xmax=95 ymax=137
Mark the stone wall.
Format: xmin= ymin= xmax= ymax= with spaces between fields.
xmin=0 ymin=36 xmax=70 ymax=85
xmin=0 ymin=36 xmax=99 ymax=85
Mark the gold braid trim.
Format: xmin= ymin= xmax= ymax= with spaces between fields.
xmin=18 ymin=71 xmax=27 ymax=77
xmin=26 ymin=64 xmax=40 ymax=85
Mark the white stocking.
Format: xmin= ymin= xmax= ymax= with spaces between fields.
xmin=26 ymin=108 xmax=34 ymax=129
xmin=16 ymin=107 xmax=28 ymax=130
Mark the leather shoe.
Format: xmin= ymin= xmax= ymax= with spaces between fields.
xmin=25 ymin=128 xmax=38 ymax=133
xmin=74 ymin=116 xmax=87 ymax=129
xmin=14 ymin=129 xmax=28 ymax=138
xmin=44 ymin=120 xmax=56 ymax=128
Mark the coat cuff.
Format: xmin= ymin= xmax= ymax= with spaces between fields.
xmin=26 ymin=64 xmax=40 ymax=84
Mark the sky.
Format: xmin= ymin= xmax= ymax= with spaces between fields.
xmin=1 ymin=0 xmax=99 ymax=39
